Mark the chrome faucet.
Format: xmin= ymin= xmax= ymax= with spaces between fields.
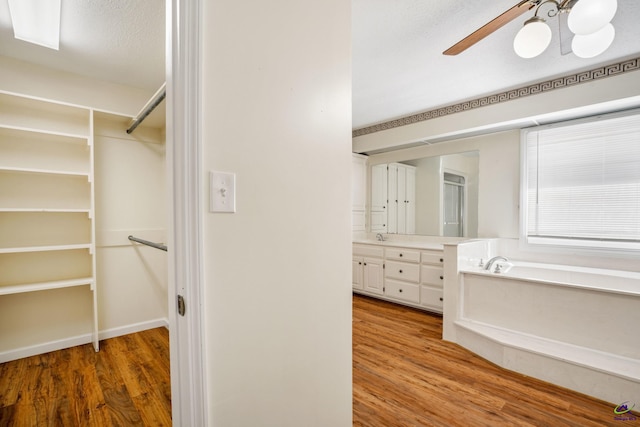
xmin=376 ymin=233 xmax=385 ymax=241
xmin=484 ymin=256 xmax=508 ymax=271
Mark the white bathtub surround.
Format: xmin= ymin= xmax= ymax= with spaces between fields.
xmin=445 ymin=239 xmax=640 ymax=405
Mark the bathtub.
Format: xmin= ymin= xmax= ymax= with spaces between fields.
xmin=460 ymin=260 xmax=640 ymax=297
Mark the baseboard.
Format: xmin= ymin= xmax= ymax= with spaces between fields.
xmin=0 ymin=334 xmax=93 ymax=364
xmin=0 ymin=317 xmax=169 ymax=364
xmin=98 ymin=318 xmax=169 ymax=340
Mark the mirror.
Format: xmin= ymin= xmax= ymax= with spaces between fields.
xmin=370 ymin=151 xmax=479 ymax=237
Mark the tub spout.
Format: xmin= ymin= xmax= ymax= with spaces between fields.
xmin=484 ymin=256 xmax=509 ymax=271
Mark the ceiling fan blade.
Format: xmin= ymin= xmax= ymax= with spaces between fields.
xmin=443 ymin=0 xmax=536 ymax=56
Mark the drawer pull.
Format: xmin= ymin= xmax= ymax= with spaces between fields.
xmin=399 ymin=253 xmax=403 ymax=257
xmin=399 ymin=289 xmax=403 ymax=293
xmin=439 ymin=297 xmax=443 ymax=301
xmin=440 ymin=258 xmax=444 ymax=262
xmin=364 ymin=263 xmax=367 ymax=266
xmin=359 ymin=262 xmax=362 ymax=265
xmin=440 ymin=276 xmax=443 ymax=280
xmin=399 ymin=269 xmax=403 ymax=273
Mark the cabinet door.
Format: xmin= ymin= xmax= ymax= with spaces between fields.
xmin=396 ymin=165 xmax=406 ymax=234
xmin=351 ymin=154 xmax=367 ymax=212
xmin=363 ymin=257 xmax=384 ymax=295
xmin=387 ymin=164 xmax=398 ymax=234
xmin=371 ymin=164 xmax=388 ymax=232
xmin=352 ymin=257 xmax=364 ymax=290
xmin=404 ymin=166 xmax=416 ymax=235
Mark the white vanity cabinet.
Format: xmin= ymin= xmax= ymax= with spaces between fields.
xmin=419 ymin=250 xmax=445 ymax=313
xmin=352 ymin=242 xmax=445 ymax=314
xmin=384 ymin=247 xmax=420 ymax=304
xmin=352 ymin=244 xmax=384 ymax=295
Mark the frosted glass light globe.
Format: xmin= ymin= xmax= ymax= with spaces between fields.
xmin=568 ymin=0 xmax=617 ymax=35
xmin=513 ymin=18 xmax=552 ymax=58
xmin=572 ymin=23 xmax=615 ymax=58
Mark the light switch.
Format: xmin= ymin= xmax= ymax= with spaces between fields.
xmin=210 ymin=171 xmax=236 ymax=213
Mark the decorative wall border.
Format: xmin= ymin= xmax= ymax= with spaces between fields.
xmin=352 ymin=57 xmax=640 ymax=138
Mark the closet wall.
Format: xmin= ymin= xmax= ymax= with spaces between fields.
xmin=0 ymin=56 xmax=167 ymax=362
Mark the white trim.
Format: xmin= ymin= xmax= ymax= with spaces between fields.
xmin=167 ymin=0 xmax=206 ymax=425
xmin=0 ymin=318 xmax=169 ymax=363
xmin=98 ymin=318 xmax=169 ymax=340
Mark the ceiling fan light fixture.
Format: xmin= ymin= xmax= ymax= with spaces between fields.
xmin=571 ymin=22 xmax=615 ymax=58
xmin=513 ymin=17 xmax=552 ymax=58
xmin=7 ymin=0 xmax=61 ymax=50
xmin=567 ymin=0 xmax=617 ymax=35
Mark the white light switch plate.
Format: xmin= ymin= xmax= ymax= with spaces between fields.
xmin=210 ymin=171 xmax=236 ymax=213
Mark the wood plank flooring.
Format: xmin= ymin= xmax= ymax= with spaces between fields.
xmin=0 ymin=327 xmax=171 ymax=426
xmin=353 ymin=294 xmax=638 ymax=427
xmin=1 ymin=300 xmax=637 ymax=426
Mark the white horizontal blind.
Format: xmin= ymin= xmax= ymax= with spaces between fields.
xmin=526 ymin=112 xmax=640 ymax=248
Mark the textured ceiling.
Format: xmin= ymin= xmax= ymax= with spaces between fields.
xmin=1 ymin=0 xmax=639 ymax=132
xmin=0 ymin=0 xmax=165 ymax=92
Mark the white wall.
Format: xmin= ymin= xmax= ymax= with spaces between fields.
xmin=200 ymin=0 xmax=352 ymax=425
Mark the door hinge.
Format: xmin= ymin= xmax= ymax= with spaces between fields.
xmin=177 ymin=295 xmax=186 ymax=316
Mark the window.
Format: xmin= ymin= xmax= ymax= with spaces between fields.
xmin=521 ymin=109 xmax=640 ymax=252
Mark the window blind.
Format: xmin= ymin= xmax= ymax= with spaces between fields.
xmin=525 ymin=111 xmax=640 ymax=248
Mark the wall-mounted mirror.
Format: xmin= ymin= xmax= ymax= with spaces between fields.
xmin=370 ymin=151 xmax=479 ymax=237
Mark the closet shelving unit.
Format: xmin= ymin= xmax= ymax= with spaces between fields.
xmin=0 ymin=91 xmax=99 ymax=351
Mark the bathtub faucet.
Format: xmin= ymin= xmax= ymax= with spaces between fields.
xmin=484 ymin=256 xmax=509 ymax=271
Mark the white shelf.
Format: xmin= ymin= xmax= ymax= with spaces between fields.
xmin=0 ymin=243 xmax=92 ymax=254
xmin=0 ymin=123 xmax=89 ymax=140
xmin=0 ymin=277 xmax=94 ymax=296
xmin=0 ymin=208 xmax=91 ymax=214
xmin=0 ymin=166 xmax=90 ymax=179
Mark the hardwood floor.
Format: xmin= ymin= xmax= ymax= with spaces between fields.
xmin=353 ymin=294 xmax=636 ymax=427
xmin=1 ymin=300 xmax=636 ymax=426
xmin=0 ymin=328 xmax=171 ymax=426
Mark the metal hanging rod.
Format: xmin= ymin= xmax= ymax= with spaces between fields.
xmin=128 ymin=235 xmax=167 ymax=252
xmin=126 ymin=82 xmax=166 ymax=134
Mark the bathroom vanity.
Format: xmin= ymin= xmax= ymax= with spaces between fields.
xmin=352 ymin=240 xmax=445 ymax=314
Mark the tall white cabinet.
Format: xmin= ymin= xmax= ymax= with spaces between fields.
xmin=370 ymin=162 xmax=416 ymax=234
xmin=352 ymin=153 xmax=367 ymax=232
xmin=0 ymin=91 xmax=99 ymax=353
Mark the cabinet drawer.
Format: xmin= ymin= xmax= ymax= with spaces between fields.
xmin=420 ymin=285 xmax=443 ymax=311
xmin=385 ymin=261 xmax=420 ymax=282
xmin=385 ymin=279 xmax=420 ymax=304
xmin=353 ymin=244 xmax=384 ymax=258
xmin=421 ymin=265 xmax=444 ymax=286
xmin=385 ymin=247 xmax=420 ymax=263
xmin=421 ymin=251 xmax=444 ymax=266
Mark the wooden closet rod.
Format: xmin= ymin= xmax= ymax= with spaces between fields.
xmin=126 ymin=83 xmax=166 ymax=134
xmin=128 ymin=235 xmax=168 ymax=251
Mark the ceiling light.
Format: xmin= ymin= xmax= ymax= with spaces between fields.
xmin=572 ymin=23 xmax=615 ymax=58
xmin=568 ymin=0 xmax=617 ymax=35
xmin=7 ymin=0 xmax=62 ymax=50
xmin=514 ymin=17 xmax=552 ymax=58
xmin=514 ymin=0 xmax=617 ymax=59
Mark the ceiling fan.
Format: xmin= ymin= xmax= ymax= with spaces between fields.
xmin=443 ymin=0 xmax=618 ymax=58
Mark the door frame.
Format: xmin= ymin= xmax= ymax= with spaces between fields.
xmin=167 ymin=0 xmax=206 ymax=424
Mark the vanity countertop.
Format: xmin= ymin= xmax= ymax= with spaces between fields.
xmin=352 ymin=239 xmax=445 ymax=251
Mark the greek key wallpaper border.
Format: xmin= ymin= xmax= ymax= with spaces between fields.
xmin=352 ymin=57 xmax=640 ymax=138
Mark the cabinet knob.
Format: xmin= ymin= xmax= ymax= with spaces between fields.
xmin=399 ymin=269 xmax=403 ymax=273
xmin=440 ymin=258 xmax=444 ymax=262
xmin=364 ymin=263 xmax=367 ymax=266
xmin=440 ymin=276 xmax=443 ymax=280
xmin=399 ymin=289 xmax=403 ymax=293
xmin=439 ymin=297 xmax=443 ymax=301
xmin=399 ymin=253 xmax=403 ymax=257
xmin=358 ymin=262 xmax=362 ymax=265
